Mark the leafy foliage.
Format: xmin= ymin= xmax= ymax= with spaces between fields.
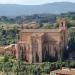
xmin=0 ymin=29 xmax=19 ymax=45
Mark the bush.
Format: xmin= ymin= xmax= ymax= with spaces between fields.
xmin=4 ymin=56 xmax=9 ymax=62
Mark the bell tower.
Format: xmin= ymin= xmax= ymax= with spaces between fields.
xmin=59 ymin=18 xmax=68 ymax=49
xmin=59 ymin=18 xmax=67 ymax=30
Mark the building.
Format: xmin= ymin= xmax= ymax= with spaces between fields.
xmin=0 ymin=18 xmax=68 ymax=63
xmin=50 ymin=67 xmax=75 ymax=75
xmin=20 ymin=21 xmax=41 ymax=29
xmin=0 ymin=44 xmax=18 ymax=59
xmin=17 ymin=18 xmax=68 ymax=63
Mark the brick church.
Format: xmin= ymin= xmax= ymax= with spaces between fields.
xmin=17 ymin=18 xmax=68 ymax=63
xmin=0 ymin=18 xmax=68 ymax=63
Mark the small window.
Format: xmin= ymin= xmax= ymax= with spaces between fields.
xmin=61 ymin=22 xmax=64 ymax=27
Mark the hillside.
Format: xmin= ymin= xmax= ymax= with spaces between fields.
xmin=0 ymin=2 xmax=75 ymax=16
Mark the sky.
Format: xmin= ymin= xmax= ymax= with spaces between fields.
xmin=0 ymin=0 xmax=75 ymax=5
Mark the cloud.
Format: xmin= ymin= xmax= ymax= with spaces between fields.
xmin=0 ymin=0 xmax=17 ymax=4
xmin=0 ymin=0 xmax=51 ymax=5
xmin=0 ymin=0 xmax=75 ymax=5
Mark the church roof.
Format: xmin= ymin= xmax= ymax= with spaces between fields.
xmin=21 ymin=29 xmax=62 ymax=33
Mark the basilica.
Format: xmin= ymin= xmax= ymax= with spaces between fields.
xmin=17 ymin=18 xmax=68 ymax=63
xmin=0 ymin=18 xmax=68 ymax=63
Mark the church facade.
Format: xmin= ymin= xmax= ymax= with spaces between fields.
xmin=17 ymin=18 xmax=68 ymax=63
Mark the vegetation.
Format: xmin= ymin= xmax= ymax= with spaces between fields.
xmin=0 ymin=28 xmax=19 ymax=45
xmin=0 ymin=56 xmax=75 ymax=75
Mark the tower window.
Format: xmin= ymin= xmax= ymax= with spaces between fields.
xmin=61 ymin=22 xmax=64 ymax=27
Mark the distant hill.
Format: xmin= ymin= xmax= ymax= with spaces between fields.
xmin=0 ymin=2 xmax=75 ymax=16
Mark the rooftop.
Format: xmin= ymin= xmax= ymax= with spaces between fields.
xmin=51 ymin=68 xmax=75 ymax=75
xmin=21 ymin=29 xmax=62 ymax=33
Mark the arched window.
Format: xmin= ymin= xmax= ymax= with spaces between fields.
xmin=61 ymin=22 xmax=64 ymax=27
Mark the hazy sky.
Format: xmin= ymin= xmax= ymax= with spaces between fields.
xmin=0 ymin=0 xmax=75 ymax=5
